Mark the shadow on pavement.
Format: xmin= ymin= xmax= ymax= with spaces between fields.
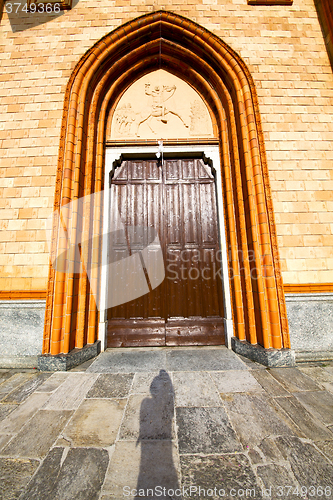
xmin=135 ymin=369 xmax=181 ymax=500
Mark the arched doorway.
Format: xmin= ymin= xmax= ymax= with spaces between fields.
xmin=42 ymin=11 xmax=291 ymax=358
xmin=101 ymin=70 xmax=229 ymax=348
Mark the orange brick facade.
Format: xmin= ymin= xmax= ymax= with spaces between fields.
xmin=0 ymin=0 xmax=333 ymax=358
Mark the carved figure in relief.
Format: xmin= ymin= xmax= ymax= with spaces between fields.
xmin=114 ymin=104 xmax=136 ymax=136
xmin=190 ymin=99 xmax=210 ymax=136
xmin=136 ymin=83 xmax=189 ymax=136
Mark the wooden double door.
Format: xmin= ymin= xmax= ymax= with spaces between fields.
xmin=107 ymin=157 xmax=225 ymax=347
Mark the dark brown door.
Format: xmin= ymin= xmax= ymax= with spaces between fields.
xmin=107 ymin=158 xmax=225 ymax=347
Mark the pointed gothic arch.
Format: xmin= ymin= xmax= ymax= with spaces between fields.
xmin=43 ymin=10 xmax=290 ymax=356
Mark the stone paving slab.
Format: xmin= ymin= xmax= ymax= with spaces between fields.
xmin=298 ymin=366 xmax=333 ymax=386
xmin=2 ymin=373 xmax=51 ymax=404
xmin=1 ymin=409 xmax=73 ymax=458
xmin=275 ymin=436 xmax=333 ymax=490
xmin=102 ymin=440 xmax=181 ymax=499
xmin=0 ymin=457 xmax=40 ymax=500
xmin=180 ymin=454 xmax=259 ymax=500
xmin=294 ymin=390 xmax=333 ymax=425
xmin=63 ymin=398 xmax=126 ymax=447
xmin=315 ymin=440 xmax=333 ymax=462
xmin=322 ymin=382 xmax=333 ymax=394
xmin=87 ymin=348 xmax=248 ymax=373
xmin=257 ymin=436 xmax=286 ymax=463
xmin=86 ymin=373 xmax=134 ymax=399
xmin=0 ymin=392 xmax=50 ymax=434
xmin=0 ymin=404 xmax=18 ymax=422
xmin=131 ymin=371 xmax=173 ymax=395
xmin=42 ymin=372 xmax=98 ymax=410
xmin=273 ymin=395 xmax=333 ymax=441
xmin=0 ymin=349 xmax=333 ymax=500
xmin=222 ymin=393 xmax=296 ymax=447
xmin=176 ymin=407 xmax=242 ymax=454
xmin=210 ymin=370 xmax=264 ymax=394
xmin=256 ymin=464 xmax=298 ymax=500
xmin=166 ymin=348 xmax=248 ymax=372
xmin=120 ymin=393 xmax=175 ymax=441
xmin=87 ymin=350 xmax=167 ymax=373
xmin=34 ymin=372 xmax=69 ymax=393
xmin=0 ymin=373 xmax=35 ymax=401
xmin=251 ymin=369 xmax=289 ymax=396
xmin=172 ymin=371 xmax=222 ymax=406
xmin=234 ymin=354 xmax=267 ymax=370
xmin=20 ymin=447 xmax=109 ymax=500
xmin=0 ymin=372 xmax=15 ymax=385
xmin=0 ymin=435 xmax=14 ymax=453
xmin=269 ymin=367 xmax=321 ymax=392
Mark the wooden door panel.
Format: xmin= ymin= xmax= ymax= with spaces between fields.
xmin=165 ymin=318 xmax=224 ymax=346
xmin=107 ymin=158 xmax=225 ymax=347
xmin=108 ymin=319 xmax=166 ymax=347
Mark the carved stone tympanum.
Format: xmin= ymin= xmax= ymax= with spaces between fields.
xmin=108 ymin=70 xmax=215 ymax=140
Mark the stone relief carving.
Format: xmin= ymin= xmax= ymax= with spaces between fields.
xmin=135 ymin=83 xmax=189 ymax=137
xmin=114 ymin=104 xmax=137 ymax=136
xmin=109 ymin=70 xmax=214 ymax=140
xmin=190 ymin=99 xmax=211 ymax=136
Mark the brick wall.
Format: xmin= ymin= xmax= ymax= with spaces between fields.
xmin=0 ymin=0 xmax=332 ymax=291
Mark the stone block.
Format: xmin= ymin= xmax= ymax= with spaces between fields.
xmin=38 ymin=341 xmax=101 ymax=371
xmin=286 ymin=293 xmax=333 ymax=355
xmin=0 ymin=300 xmax=45 ymax=357
xmin=231 ymin=337 xmax=296 ymax=367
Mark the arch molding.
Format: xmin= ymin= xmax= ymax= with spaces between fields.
xmin=43 ymin=11 xmax=290 ymax=355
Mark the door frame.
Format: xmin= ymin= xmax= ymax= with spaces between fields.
xmin=98 ymin=144 xmax=234 ymax=350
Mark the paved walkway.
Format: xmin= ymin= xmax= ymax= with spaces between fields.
xmin=0 ymin=346 xmax=333 ymax=500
